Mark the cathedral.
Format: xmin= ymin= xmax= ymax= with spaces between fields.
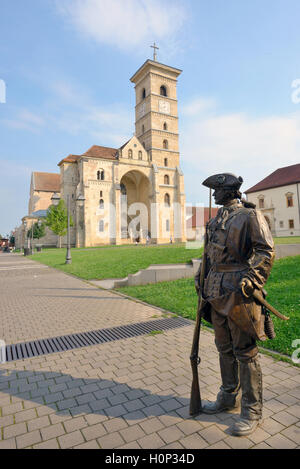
xmin=16 ymin=57 xmax=187 ymax=248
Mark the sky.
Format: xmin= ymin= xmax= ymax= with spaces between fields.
xmin=1 ymin=0 xmax=300 ymax=235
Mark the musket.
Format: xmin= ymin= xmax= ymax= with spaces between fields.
xmin=189 ymin=189 xmax=212 ymax=416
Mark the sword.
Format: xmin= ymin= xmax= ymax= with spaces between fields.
xmin=240 ymin=280 xmax=289 ymax=321
xmin=252 ymin=289 xmax=289 ymax=321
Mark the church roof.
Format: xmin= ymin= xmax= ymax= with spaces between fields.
xmin=58 ymin=146 xmax=118 ymax=166
xmin=83 ymin=145 xmax=118 ymax=159
xmin=130 ymin=59 xmax=182 ymax=83
xmin=245 ymin=163 xmax=300 ymax=193
xmin=33 ymin=172 xmax=60 ymax=192
xmin=57 ymin=154 xmax=81 ymax=166
xmin=31 ymin=210 xmax=48 ymax=218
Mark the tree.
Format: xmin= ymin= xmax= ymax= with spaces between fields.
xmin=27 ymin=221 xmax=46 ymax=241
xmin=45 ymin=200 xmax=73 ymax=248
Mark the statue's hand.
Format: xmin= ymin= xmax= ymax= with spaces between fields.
xmin=239 ymin=278 xmax=254 ymax=298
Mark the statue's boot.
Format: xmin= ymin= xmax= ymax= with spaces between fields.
xmin=202 ymin=352 xmax=240 ymax=414
xmin=229 ymin=357 xmax=263 ymax=436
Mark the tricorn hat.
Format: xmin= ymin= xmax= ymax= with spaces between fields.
xmin=202 ymin=173 xmax=243 ymax=190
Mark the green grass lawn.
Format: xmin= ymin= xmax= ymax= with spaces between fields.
xmin=274 ymin=236 xmax=300 ymax=244
xmin=29 ymin=244 xmax=202 ymax=280
xmin=117 ymin=255 xmax=300 ymax=357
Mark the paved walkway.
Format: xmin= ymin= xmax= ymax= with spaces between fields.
xmin=0 ymin=254 xmax=299 ymax=449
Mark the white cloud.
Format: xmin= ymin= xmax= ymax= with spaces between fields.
xmin=55 ymin=105 xmax=132 ymax=146
xmin=57 ymin=0 xmax=186 ymax=53
xmin=1 ymin=109 xmax=45 ymax=132
xmin=181 ymin=97 xmax=217 ymax=117
xmin=1 ymin=76 xmax=133 ymax=147
xmin=181 ymin=97 xmax=300 ymax=200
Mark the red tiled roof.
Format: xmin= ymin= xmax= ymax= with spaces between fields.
xmin=186 ymin=207 xmax=219 ymax=229
xmin=58 ymin=145 xmax=118 ymax=166
xmin=33 ymin=172 xmax=60 ymax=192
xmin=83 ymin=145 xmax=118 ymax=159
xmin=245 ymin=163 xmax=300 ymax=193
xmin=57 ymin=154 xmax=81 ymax=166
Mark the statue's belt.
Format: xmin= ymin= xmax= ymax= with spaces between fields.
xmin=213 ymin=263 xmax=249 ymax=273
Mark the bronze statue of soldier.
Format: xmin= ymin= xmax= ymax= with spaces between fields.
xmin=194 ymin=173 xmax=275 ymax=436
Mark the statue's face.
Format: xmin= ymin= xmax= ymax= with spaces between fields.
xmin=213 ymin=187 xmax=235 ymax=206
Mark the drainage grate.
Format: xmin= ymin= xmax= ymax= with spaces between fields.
xmin=5 ymin=317 xmax=190 ymax=362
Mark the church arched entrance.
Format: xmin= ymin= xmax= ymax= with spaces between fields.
xmin=120 ymin=170 xmax=151 ymax=242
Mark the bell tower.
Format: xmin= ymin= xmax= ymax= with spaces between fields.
xmin=130 ymin=55 xmax=186 ymax=244
xmin=130 ymin=59 xmax=182 ymax=168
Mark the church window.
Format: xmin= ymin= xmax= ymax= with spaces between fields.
xmin=100 ymin=191 xmax=103 ymax=197
xmin=142 ymin=142 xmax=146 ymax=149
xmin=160 ymin=85 xmax=167 ymax=97
xmin=286 ymin=194 xmax=294 ymax=207
xmin=166 ymin=220 xmax=170 ymax=232
xmin=163 ymin=122 xmax=168 ymax=131
xmin=142 ymin=124 xmax=145 ymax=134
xmin=99 ymin=199 xmax=104 ymax=210
xmin=128 ymin=149 xmax=133 ymax=159
xmin=164 ymin=175 xmax=169 ymax=185
xmin=163 ymin=140 xmax=168 ymax=149
xmin=258 ymin=198 xmax=264 ymax=209
xmin=97 ymin=170 xmax=105 ymax=180
xmin=164 ymin=158 xmax=168 ymax=167
xmin=138 ymin=151 xmax=142 ymax=160
xmin=164 ymin=193 xmax=170 ymax=207
xmin=142 ymin=88 xmax=146 ymax=100
xmin=99 ymin=220 xmax=104 ymax=232
xmin=289 ymin=219 xmax=294 ymax=229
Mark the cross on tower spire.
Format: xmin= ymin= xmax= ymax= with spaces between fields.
xmin=151 ymin=42 xmax=159 ymax=61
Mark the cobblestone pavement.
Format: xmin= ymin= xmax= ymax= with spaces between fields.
xmin=0 ymin=254 xmax=299 ymax=449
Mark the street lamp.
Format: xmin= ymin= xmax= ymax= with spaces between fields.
xmin=31 ymin=219 xmax=34 ymax=255
xmin=23 ymin=220 xmax=30 ymax=255
xmin=65 ymin=194 xmax=72 ymax=265
xmin=75 ymin=194 xmax=85 ymax=248
xmin=51 ymin=192 xmax=61 ymax=249
xmin=76 ymin=194 xmax=85 ymax=207
xmin=51 ymin=192 xmax=60 ymax=206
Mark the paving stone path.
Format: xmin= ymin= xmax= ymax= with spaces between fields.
xmin=0 ymin=254 xmax=299 ymax=449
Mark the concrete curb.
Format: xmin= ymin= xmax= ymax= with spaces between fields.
xmin=89 ymin=259 xmax=201 ymax=289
